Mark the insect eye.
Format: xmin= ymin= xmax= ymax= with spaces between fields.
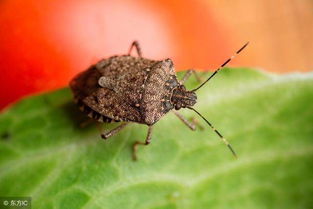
xmin=175 ymin=103 xmax=181 ymax=110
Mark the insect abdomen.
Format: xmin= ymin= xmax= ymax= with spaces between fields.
xmin=76 ymin=99 xmax=118 ymax=123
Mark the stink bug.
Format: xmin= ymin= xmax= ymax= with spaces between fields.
xmin=70 ymin=41 xmax=248 ymax=160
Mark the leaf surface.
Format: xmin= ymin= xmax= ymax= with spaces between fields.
xmin=0 ymin=68 xmax=312 ymax=209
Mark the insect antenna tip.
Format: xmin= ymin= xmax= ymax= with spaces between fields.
xmin=227 ymin=144 xmax=238 ymax=159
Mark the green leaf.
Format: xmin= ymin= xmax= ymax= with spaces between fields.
xmin=0 ymin=68 xmax=312 ymax=209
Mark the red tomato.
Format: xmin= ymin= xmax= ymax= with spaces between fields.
xmin=0 ymin=0 xmax=231 ymax=110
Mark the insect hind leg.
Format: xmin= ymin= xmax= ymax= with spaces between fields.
xmin=132 ymin=125 xmax=153 ymax=161
xmin=128 ymin=40 xmax=142 ymax=57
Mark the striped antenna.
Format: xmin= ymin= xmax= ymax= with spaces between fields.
xmin=188 ymin=107 xmax=237 ymax=158
xmin=192 ymin=42 xmax=249 ymax=92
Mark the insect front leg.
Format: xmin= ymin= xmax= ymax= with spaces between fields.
xmin=132 ymin=125 xmax=153 ymax=161
xmin=180 ymin=69 xmax=203 ymax=84
xmin=128 ymin=40 xmax=142 ymax=57
xmin=173 ymin=111 xmax=196 ymax=131
xmin=173 ymin=111 xmax=204 ymax=131
xmin=190 ymin=117 xmax=205 ymax=130
xmin=101 ymin=123 xmax=129 ymax=139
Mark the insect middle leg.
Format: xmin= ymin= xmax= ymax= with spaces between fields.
xmin=180 ymin=69 xmax=203 ymax=84
xmin=101 ymin=123 xmax=129 ymax=139
xmin=128 ymin=40 xmax=142 ymax=57
xmin=132 ymin=125 xmax=153 ymax=161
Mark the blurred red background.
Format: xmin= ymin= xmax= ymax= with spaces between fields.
xmin=1 ymin=0 xmax=312 ymax=110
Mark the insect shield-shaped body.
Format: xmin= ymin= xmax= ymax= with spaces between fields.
xmin=70 ymin=41 xmax=248 ymax=160
xmin=71 ymin=55 xmax=195 ymax=125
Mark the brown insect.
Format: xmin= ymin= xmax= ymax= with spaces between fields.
xmin=70 ymin=41 xmax=248 ymax=160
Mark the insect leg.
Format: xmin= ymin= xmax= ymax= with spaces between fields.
xmin=191 ymin=117 xmax=205 ymax=130
xmin=128 ymin=40 xmax=142 ymax=57
xmin=79 ymin=118 xmax=94 ymax=128
xmin=173 ymin=111 xmax=196 ymax=131
xmin=180 ymin=69 xmax=202 ymax=84
xmin=101 ymin=123 xmax=129 ymax=140
xmin=132 ymin=125 xmax=153 ymax=161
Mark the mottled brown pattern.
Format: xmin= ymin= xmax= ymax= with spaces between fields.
xmin=141 ymin=59 xmax=177 ymax=124
xmin=70 ymin=55 xmax=192 ymax=125
xmin=70 ymin=41 xmax=242 ymax=159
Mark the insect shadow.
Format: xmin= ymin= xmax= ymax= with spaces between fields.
xmin=60 ymin=100 xmax=97 ymax=130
